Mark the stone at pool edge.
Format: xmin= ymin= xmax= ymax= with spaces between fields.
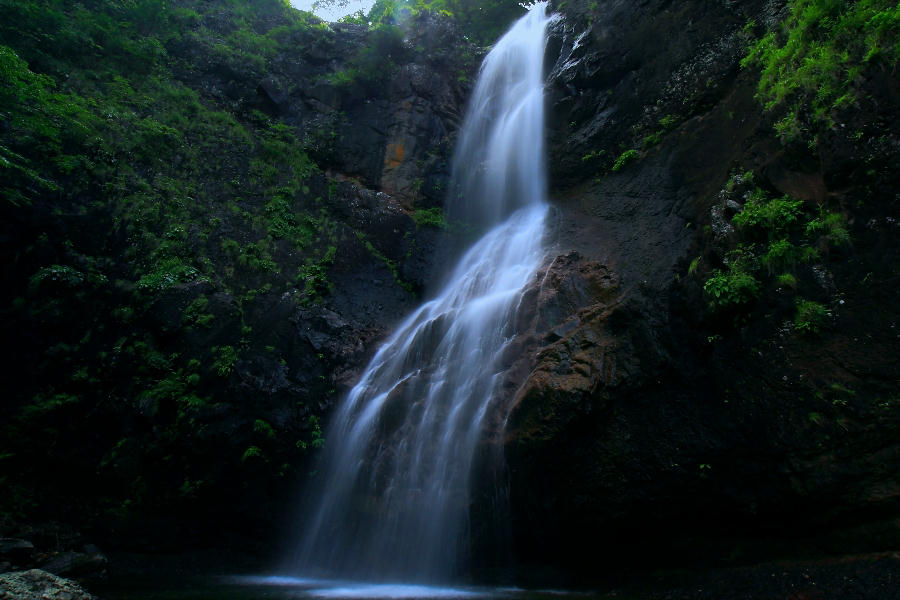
xmin=0 ymin=569 xmax=95 ymax=600
xmin=40 ymin=550 xmax=108 ymax=579
xmin=0 ymin=538 xmax=34 ymax=565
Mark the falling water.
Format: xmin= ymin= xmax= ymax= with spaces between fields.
xmin=293 ymin=3 xmax=554 ymax=583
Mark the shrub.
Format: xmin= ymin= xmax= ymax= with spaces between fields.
xmin=703 ymin=268 xmax=761 ymax=310
xmin=806 ymin=209 xmax=850 ymax=248
xmin=732 ymin=190 xmax=803 ymax=235
xmin=761 ymin=238 xmax=798 ymax=272
xmin=212 ymin=345 xmax=238 ymax=377
xmin=795 ymin=299 xmax=829 ymax=333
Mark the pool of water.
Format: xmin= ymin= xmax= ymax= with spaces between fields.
xmin=93 ymin=575 xmax=605 ymax=600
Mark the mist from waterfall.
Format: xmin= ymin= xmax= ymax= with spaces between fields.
xmin=291 ymin=3 xmax=554 ymax=583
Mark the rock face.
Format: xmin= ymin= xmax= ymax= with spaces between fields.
xmin=240 ymin=13 xmax=474 ymax=211
xmin=493 ymin=0 xmax=900 ymax=580
xmin=0 ymin=570 xmax=94 ymax=600
xmin=0 ymin=3 xmax=478 ymax=554
xmin=131 ymin=12 xmax=479 ymax=547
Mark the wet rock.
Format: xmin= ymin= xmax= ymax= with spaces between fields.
xmin=0 ymin=569 xmax=94 ymax=600
xmin=39 ymin=551 xmax=107 ymax=579
xmin=0 ymin=539 xmax=33 ymax=565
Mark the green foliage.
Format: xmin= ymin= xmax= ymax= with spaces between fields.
xmin=253 ymin=419 xmax=277 ymax=440
xmin=795 ymin=298 xmax=829 ymax=333
xmin=611 ymin=149 xmax=640 ymax=172
xmin=688 ymin=256 xmax=701 ymax=276
xmin=806 ymin=208 xmax=851 ymax=248
xmin=320 ymin=23 xmax=406 ymax=90
xmin=703 ymin=267 xmax=761 ymax=310
xmin=19 ymin=393 xmax=80 ymax=422
xmin=297 ymin=414 xmax=326 ymax=450
xmin=0 ymin=44 xmax=94 ymax=205
xmin=183 ymin=296 xmax=214 ymax=328
xmin=366 ymin=0 xmax=524 ymax=45
xmin=658 ymin=114 xmax=678 ymax=130
xmin=357 ymin=232 xmax=414 ymax=293
xmin=236 ymin=240 xmax=277 ymax=273
xmin=241 ymin=445 xmax=264 ymax=463
xmin=0 ymin=0 xmax=363 ymax=531
xmin=411 ymin=207 xmax=447 ymax=229
xmin=777 ymin=272 xmax=799 ymax=288
xmin=703 ymin=181 xmax=850 ymax=326
xmin=29 ymin=265 xmax=86 ymax=290
xmin=212 ymin=345 xmax=239 ymax=377
xmin=761 ymin=238 xmax=798 ymax=273
xmin=581 ymin=149 xmax=605 ymax=162
xmin=742 ymin=0 xmax=900 ymax=140
xmin=298 ymin=245 xmax=337 ymax=303
xmin=732 ymin=190 xmax=803 ymax=234
xmin=136 ymin=258 xmax=202 ymax=292
xmin=641 ymin=115 xmax=679 ymax=149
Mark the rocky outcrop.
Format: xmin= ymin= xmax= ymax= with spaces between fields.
xmin=497 ymin=0 xmax=900 ymax=580
xmin=0 ymin=570 xmax=94 ymax=600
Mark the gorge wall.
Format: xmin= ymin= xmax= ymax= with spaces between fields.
xmin=498 ymin=0 xmax=900 ymax=580
xmin=0 ymin=1 xmax=480 ymax=556
xmin=1 ymin=0 xmax=898 ymax=585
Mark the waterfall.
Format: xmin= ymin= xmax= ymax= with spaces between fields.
xmin=292 ymin=3 xmax=554 ymax=583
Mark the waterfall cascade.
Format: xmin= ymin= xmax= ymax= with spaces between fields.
xmin=292 ymin=3 xmax=554 ymax=583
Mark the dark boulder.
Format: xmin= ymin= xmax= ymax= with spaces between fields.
xmin=0 ymin=569 xmax=95 ymax=600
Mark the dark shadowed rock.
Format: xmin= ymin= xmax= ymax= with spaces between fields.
xmin=0 ymin=540 xmax=33 ymax=566
xmin=40 ymin=551 xmax=107 ymax=579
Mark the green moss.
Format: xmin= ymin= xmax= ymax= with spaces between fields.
xmin=742 ymin=0 xmax=900 ymax=140
xmin=356 ymin=232 xmax=414 ymax=294
xmin=297 ymin=245 xmax=337 ymax=303
xmin=411 ymin=207 xmax=447 ymax=229
xmin=611 ymin=149 xmax=640 ymax=172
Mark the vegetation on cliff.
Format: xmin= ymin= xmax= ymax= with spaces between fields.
xmin=321 ymin=0 xmax=525 ymax=44
xmin=743 ymin=0 xmax=898 ymax=141
xmin=0 ymin=0 xmax=465 ymax=543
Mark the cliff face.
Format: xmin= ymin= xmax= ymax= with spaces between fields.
xmin=0 ymin=1 xmax=478 ymax=551
xmin=499 ymin=0 xmax=900 ymax=578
